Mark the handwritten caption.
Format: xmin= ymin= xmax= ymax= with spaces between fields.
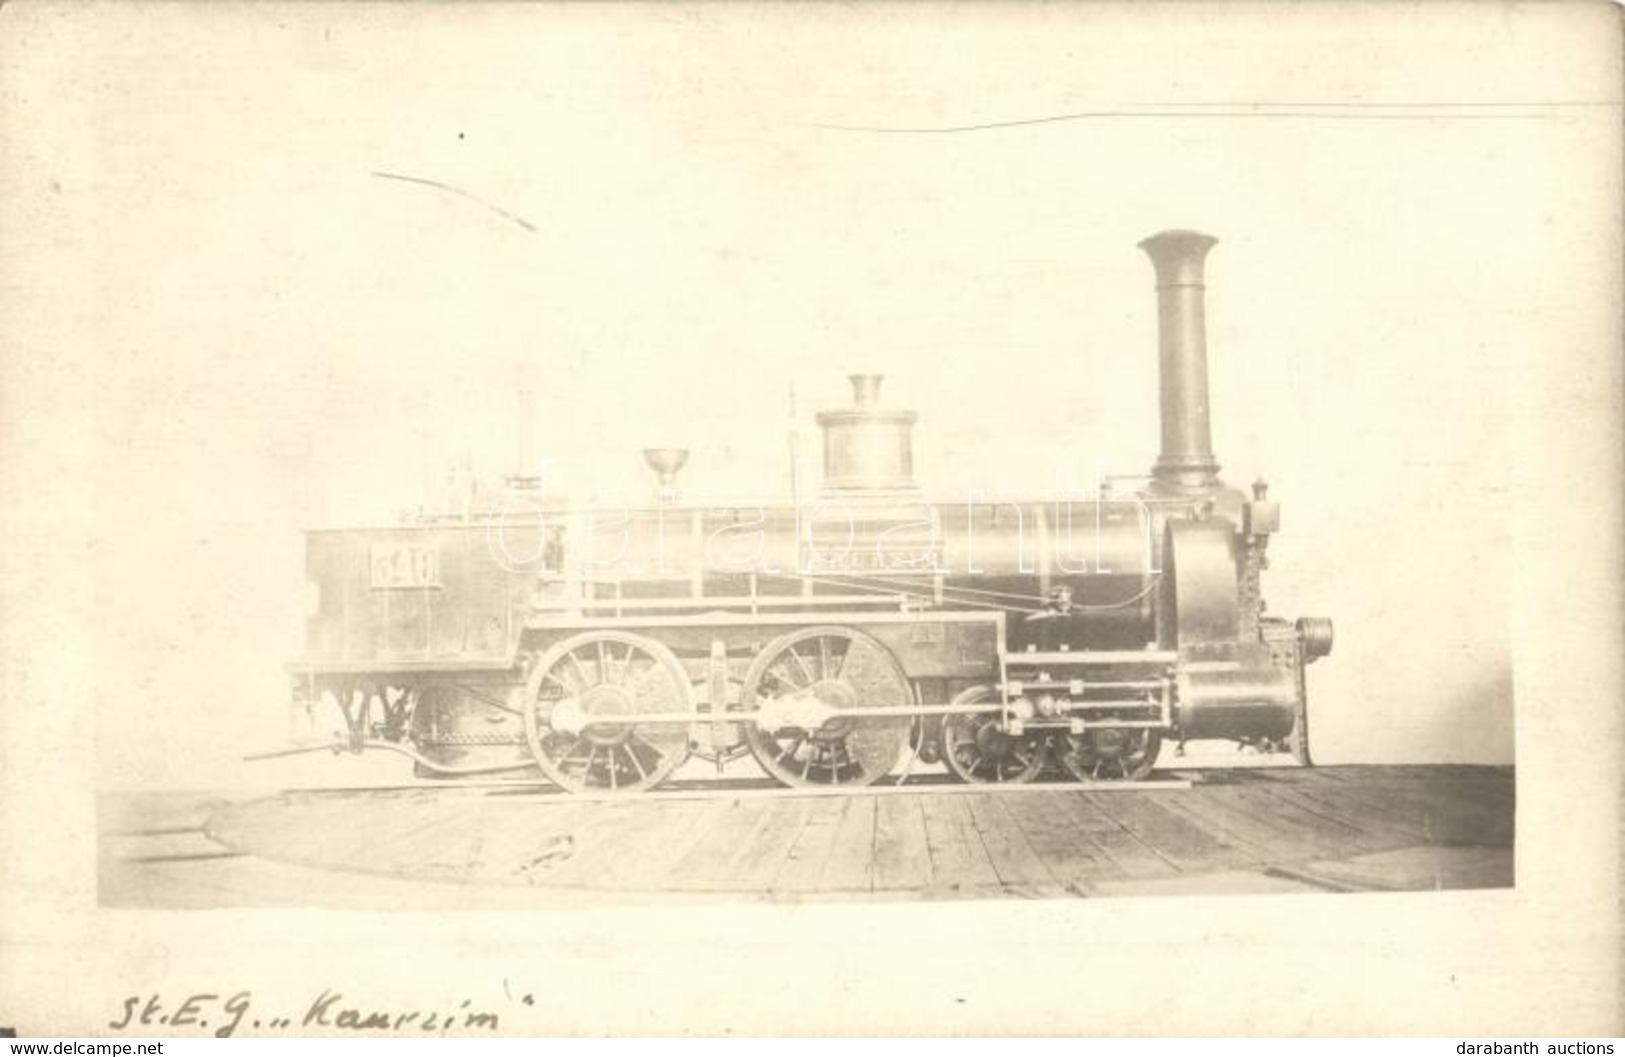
xmin=107 ymin=987 xmax=530 ymax=1038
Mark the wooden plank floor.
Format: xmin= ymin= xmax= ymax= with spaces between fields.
xmin=99 ymin=766 xmax=1515 ymax=908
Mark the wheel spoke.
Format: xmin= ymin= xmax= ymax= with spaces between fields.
xmin=623 ymin=742 xmax=649 ymax=781
xmin=827 ymin=639 xmax=849 ymax=680
xmin=818 ymin=636 xmax=832 ymax=680
xmin=597 ymin=640 xmax=610 ymax=684
xmin=785 ymin=646 xmax=816 ymax=685
xmin=566 ymin=650 xmax=592 ymax=689
xmin=776 ymin=734 xmax=806 ymax=764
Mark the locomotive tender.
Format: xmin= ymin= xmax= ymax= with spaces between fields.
xmin=283 ymin=230 xmax=1333 ymax=791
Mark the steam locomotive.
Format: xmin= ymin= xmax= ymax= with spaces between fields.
xmin=279 ymin=230 xmax=1332 ymax=791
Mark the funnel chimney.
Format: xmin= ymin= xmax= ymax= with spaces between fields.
xmin=1139 ymin=230 xmax=1221 ymax=491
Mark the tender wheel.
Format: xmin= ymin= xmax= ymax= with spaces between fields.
xmin=743 ymin=626 xmax=912 ymax=787
xmin=1054 ymin=727 xmax=1162 ymax=782
xmin=523 ymin=631 xmax=694 ymax=793
xmin=940 ymin=686 xmax=1046 ymax=784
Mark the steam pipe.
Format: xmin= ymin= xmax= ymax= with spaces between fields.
xmin=1139 ymin=230 xmax=1221 ymax=491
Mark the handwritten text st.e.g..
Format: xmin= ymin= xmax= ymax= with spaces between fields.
xmin=108 ymin=989 xmax=512 ymax=1038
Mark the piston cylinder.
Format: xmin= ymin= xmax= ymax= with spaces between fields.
xmin=1175 ymin=664 xmax=1298 ymax=741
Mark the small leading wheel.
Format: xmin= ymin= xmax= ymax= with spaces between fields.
xmin=1054 ymin=727 xmax=1162 ymax=782
xmin=743 ymin=626 xmax=912 ymax=787
xmin=940 ymin=686 xmax=1047 ymax=784
xmin=523 ymin=631 xmax=694 ymax=793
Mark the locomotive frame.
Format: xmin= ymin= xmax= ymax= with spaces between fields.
xmin=273 ymin=229 xmax=1333 ymax=792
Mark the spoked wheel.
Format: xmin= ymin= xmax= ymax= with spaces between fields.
xmin=1053 ymin=727 xmax=1162 ymax=782
xmin=523 ymin=631 xmax=694 ymax=793
xmin=940 ymin=686 xmax=1047 ymax=784
xmin=743 ymin=626 xmax=912 ymax=787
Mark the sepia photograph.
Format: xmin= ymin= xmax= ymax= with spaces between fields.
xmin=0 ymin=0 xmax=1619 ymax=1038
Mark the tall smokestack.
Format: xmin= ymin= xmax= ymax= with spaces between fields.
xmin=1139 ymin=230 xmax=1221 ymax=491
